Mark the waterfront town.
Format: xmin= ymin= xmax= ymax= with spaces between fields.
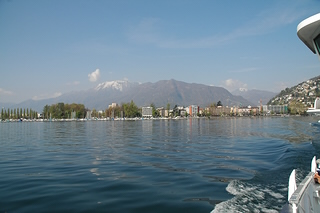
xmin=1 ymin=75 xmax=319 ymax=122
xmin=0 ymin=101 xmax=293 ymax=122
xmin=2 ymin=93 xmax=320 ymax=122
xmin=102 ymin=102 xmax=288 ymax=119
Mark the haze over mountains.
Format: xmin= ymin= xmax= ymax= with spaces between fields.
xmin=3 ymin=79 xmax=276 ymax=112
xmin=231 ymin=89 xmax=277 ymax=106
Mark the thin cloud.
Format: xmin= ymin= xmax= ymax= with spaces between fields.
xmin=32 ymin=92 xmax=62 ymax=101
xmin=127 ymin=7 xmax=303 ymax=49
xmin=127 ymin=18 xmax=225 ymax=48
xmin=70 ymin=40 xmax=129 ymax=55
xmin=0 ymin=88 xmax=14 ymax=95
xmin=232 ymin=11 xmax=296 ymax=38
xmin=228 ymin=67 xmax=258 ymax=73
xmin=66 ymin=81 xmax=80 ymax=86
xmin=88 ymin=69 xmax=100 ymax=82
xmin=273 ymin=81 xmax=290 ymax=93
xmin=128 ymin=18 xmax=162 ymax=44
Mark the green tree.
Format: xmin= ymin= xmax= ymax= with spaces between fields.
xmin=166 ymin=103 xmax=170 ymax=117
xmin=75 ymin=104 xmax=86 ymax=118
xmin=289 ymin=100 xmax=306 ymax=115
xmin=49 ymin=104 xmax=56 ymax=118
xmin=44 ymin=103 xmax=86 ymax=119
xmin=123 ymin=100 xmax=140 ymax=118
xmin=92 ymin=109 xmax=97 ymax=118
xmin=43 ymin=105 xmax=50 ymax=119
xmin=33 ymin=111 xmax=37 ymax=119
xmin=49 ymin=103 xmax=64 ymax=119
xmin=150 ymin=103 xmax=159 ymax=117
xmin=172 ymin=105 xmax=179 ymax=117
xmin=105 ymin=105 xmax=121 ymax=118
xmin=217 ymin=101 xmax=223 ymax=107
xmin=57 ymin=102 xmax=65 ymax=118
xmin=315 ymin=87 xmax=320 ymax=97
xmin=1 ymin=108 xmax=3 ymax=120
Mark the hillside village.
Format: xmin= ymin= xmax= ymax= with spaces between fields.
xmin=268 ymin=75 xmax=320 ymax=107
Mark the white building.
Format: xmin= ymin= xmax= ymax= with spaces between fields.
xmin=315 ymin=97 xmax=320 ymax=109
xmin=142 ymin=107 xmax=153 ymax=118
xmin=108 ymin=103 xmax=118 ymax=108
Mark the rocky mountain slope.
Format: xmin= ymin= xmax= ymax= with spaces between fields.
xmin=13 ymin=79 xmax=254 ymax=111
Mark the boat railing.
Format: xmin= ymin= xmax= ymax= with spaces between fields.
xmin=288 ymin=172 xmax=314 ymax=208
xmin=287 ymin=156 xmax=317 ymax=212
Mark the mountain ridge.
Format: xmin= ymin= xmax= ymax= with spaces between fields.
xmin=6 ymin=79 xmax=270 ymax=112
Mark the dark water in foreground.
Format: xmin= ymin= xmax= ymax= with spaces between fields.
xmin=1 ymin=117 xmax=320 ymax=213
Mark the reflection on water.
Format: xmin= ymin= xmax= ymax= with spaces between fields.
xmin=0 ymin=117 xmax=319 ymax=213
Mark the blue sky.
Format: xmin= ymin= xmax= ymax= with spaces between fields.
xmin=1 ymin=0 xmax=319 ymax=103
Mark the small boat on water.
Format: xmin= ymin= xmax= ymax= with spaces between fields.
xmin=281 ymin=13 xmax=320 ymax=213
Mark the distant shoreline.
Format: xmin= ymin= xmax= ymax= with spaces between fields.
xmin=0 ymin=114 xmax=302 ymax=123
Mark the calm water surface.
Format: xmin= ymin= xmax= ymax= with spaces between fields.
xmin=1 ymin=117 xmax=320 ymax=212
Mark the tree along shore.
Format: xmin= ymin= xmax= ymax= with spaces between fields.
xmin=0 ymin=100 xmax=309 ymax=121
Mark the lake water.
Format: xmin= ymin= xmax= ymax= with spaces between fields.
xmin=1 ymin=117 xmax=320 ymax=213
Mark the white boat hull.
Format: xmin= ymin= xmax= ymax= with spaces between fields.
xmin=282 ymin=157 xmax=320 ymax=213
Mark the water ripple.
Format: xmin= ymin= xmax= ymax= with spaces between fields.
xmin=0 ymin=117 xmax=318 ymax=212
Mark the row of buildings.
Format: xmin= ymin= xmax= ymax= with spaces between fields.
xmin=141 ymin=105 xmax=201 ymax=118
xmin=140 ymin=104 xmax=288 ymax=118
xmin=83 ymin=102 xmax=290 ymax=119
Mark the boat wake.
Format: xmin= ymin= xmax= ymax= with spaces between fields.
xmin=212 ymin=179 xmax=286 ymax=213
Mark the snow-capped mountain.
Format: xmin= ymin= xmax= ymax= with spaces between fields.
xmin=95 ymin=80 xmax=139 ymax=91
xmin=13 ymin=79 xmax=254 ymax=111
xmin=238 ymin=87 xmax=248 ymax=92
